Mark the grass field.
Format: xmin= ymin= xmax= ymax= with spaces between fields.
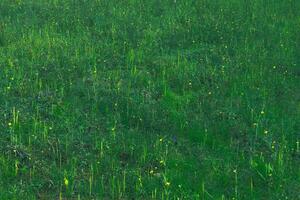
xmin=0 ymin=0 xmax=299 ymax=199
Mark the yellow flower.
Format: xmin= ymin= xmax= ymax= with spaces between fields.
xmin=260 ymin=111 xmax=265 ymax=115
xmin=165 ymin=181 xmax=170 ymax=187
xmin=64 ymin=177 xmax=69 ymax=187
xmin=8 ymin=122 xmax=12 ymax=126
xmin=159 ymin=138 xmax=163 ymax=142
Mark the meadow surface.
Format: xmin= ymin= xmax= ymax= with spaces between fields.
xmin=0 ymin=0 xmax=299 ymax=199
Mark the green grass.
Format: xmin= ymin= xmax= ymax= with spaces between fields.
xmin=0 ymin=0 xmax=299 ymax=199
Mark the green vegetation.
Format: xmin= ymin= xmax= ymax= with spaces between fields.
xmin=0 ymin=0 xmax=299 ymax=199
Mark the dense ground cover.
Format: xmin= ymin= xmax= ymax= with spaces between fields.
xmin=0 ymin=0 xmax=299 ymax=199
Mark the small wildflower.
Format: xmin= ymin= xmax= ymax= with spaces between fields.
xmin=8 ymin=122 xmax=12 ymax=126
xmin=271 ymin=141 xmax=276 ymax=149
xmin=64 ymin=177 xmax=69 ymax=187
xmin=149 ymin=170 xmax=154 ymax=174
xmin=165 ymin=181 xmax=170 ymax=187
xmin=233 ymin=169 xmax=237 ymax=173
xmin=260 ymin=111 xmax=265 ymax=115
xmin=208 ymin=91 xmax=212 ymax=95
xmin=159 ymin=138 xmax=163 ymax=142
xmin=264 ymin=130 xmax=268 ymax=134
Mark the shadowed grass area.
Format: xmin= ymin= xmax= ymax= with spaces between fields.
xmin=0 ymin=0 xmax=299 ymax=199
